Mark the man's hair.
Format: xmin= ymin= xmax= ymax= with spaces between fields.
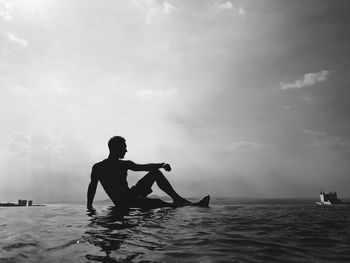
xmin=108 ymin=136 xmax=126 ymax=153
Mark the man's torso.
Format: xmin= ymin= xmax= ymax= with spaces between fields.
xmin=93 ymin=159 xmax=130 ymax=204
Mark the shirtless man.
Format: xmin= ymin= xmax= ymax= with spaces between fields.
xmin=87 ymin=136 xmax=209 ymax=210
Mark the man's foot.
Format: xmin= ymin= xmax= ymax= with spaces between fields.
xmin=191 ymin=195 xmax=210 ymax=207
xmin=173 ymin=195 xmax=210 ymax=208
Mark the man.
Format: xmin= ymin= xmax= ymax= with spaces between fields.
xmin=87 ymin=136 xmax=209 ymax=210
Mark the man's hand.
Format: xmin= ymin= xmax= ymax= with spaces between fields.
xmin=162 ymin=163 xmax=171 ymax=172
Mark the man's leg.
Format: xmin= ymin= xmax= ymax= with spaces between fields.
xmin=134 ymin=169 xmax=191 ymax=205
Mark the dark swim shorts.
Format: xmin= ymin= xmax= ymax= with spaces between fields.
xmin=118 ymin=174 xmax=154 ymax=208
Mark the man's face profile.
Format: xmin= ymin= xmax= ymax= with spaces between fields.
xmin=118 ymin=142 xmax=127 ymax=159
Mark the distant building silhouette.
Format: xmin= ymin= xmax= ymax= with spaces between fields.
xmin=18 ymin=199 xmax=27 ymax=206
xmin=0 ymin=199 xmax=41 ymax=207
xmin=318 ymin=191 xmax=343 ymax=205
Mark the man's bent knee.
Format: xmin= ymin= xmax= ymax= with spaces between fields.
xmin=134 ymin=169 xmax=164 ymax=193
xmin=149 ymin=169 xmax=163 ymax=178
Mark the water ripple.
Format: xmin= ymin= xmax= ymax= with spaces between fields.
xmin=0 ymin=203 xmax=350 ymax=262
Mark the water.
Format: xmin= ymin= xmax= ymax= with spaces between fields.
xmin=1 ymin=200 xmax=350 ymax=262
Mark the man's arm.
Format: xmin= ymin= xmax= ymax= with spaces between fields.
xmin=87 ymin=165 xmax=99 ymax=209
xmin=127 ymin=161 xmax=171 ymax=172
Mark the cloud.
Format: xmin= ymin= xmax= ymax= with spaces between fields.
xmin=217 ymin=1 xmax=233 ymax=10
xmin=161 ymin=1 xmax=175 ymax=14
xmin=4 ymin=127 xmax=87 ymax=166
xmin=7 ymin=131 xmax=31 ymax=157
xmin=137 ymin=88 xmax=178 ymax=101
xmin=238 ymin=7 xmax=245 ymax=16
xmin=302 ymin=129 xmax=327 ymax=137
xmin=214 ymin=1 xmax=245 ymax=16
xmin=7 ymin=32 xmax=28 ymax=48
xmin=133 ymin=0 xmax=175 ymax=15
xmin=0 ymin=0 xmax=13 ymax=21
xmin=228 ymin=141 xmax=264 ymax=152
xmin=280 ymin=70 xmax=332 ymax=90
xmin=0 ymin=127 xmax=93 ymax=202
xmin=302 ymin=129 xmax=350 ymax=151
xmin=132 ymin=0 xmax=176 ymax=23
xmin=7 ymin=85 xmax=32 ymax=101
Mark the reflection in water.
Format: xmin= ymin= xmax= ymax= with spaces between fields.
xmin=84 ymin=207 xmax=134 ymax=261
xmin=83 ymin=206 xmax=173 ymax=262
xmin=1 ymin=204 xmax=349 ymax=262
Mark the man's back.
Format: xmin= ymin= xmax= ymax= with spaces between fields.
xmin=92 ymin=158 xmax=131 ymax=205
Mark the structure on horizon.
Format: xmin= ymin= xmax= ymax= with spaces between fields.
xmin=316 ymin=191 xmax=344 ymax=205
xmin=18 ymin=199 xmax=32 ymax=206
xmin=0 ymin=199 xmax=40 ymax=207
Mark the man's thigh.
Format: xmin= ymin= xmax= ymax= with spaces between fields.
xmin=132 ymin=171 xmax=157 ymax=197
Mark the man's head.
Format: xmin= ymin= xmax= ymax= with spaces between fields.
xmin=108 ymin=136 xmax=127 ymax=158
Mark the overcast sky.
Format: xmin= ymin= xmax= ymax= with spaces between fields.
xmin=1 ymin=0 xmax=350 ymax=202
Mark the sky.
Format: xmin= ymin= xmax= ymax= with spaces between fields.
xmin=1 ymin=0 xmax=350 ymax=202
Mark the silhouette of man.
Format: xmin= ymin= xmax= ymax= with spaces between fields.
xmin=87 ymin=136 xmax=209 ymax=210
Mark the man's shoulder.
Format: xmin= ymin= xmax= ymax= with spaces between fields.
xmin=92 ymin=159 xmax=107 ymax=169
xmin=92 ymin=159 xmax=132 ymax=168
xmin=120 ymin=159 xmax=133 ymax=164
